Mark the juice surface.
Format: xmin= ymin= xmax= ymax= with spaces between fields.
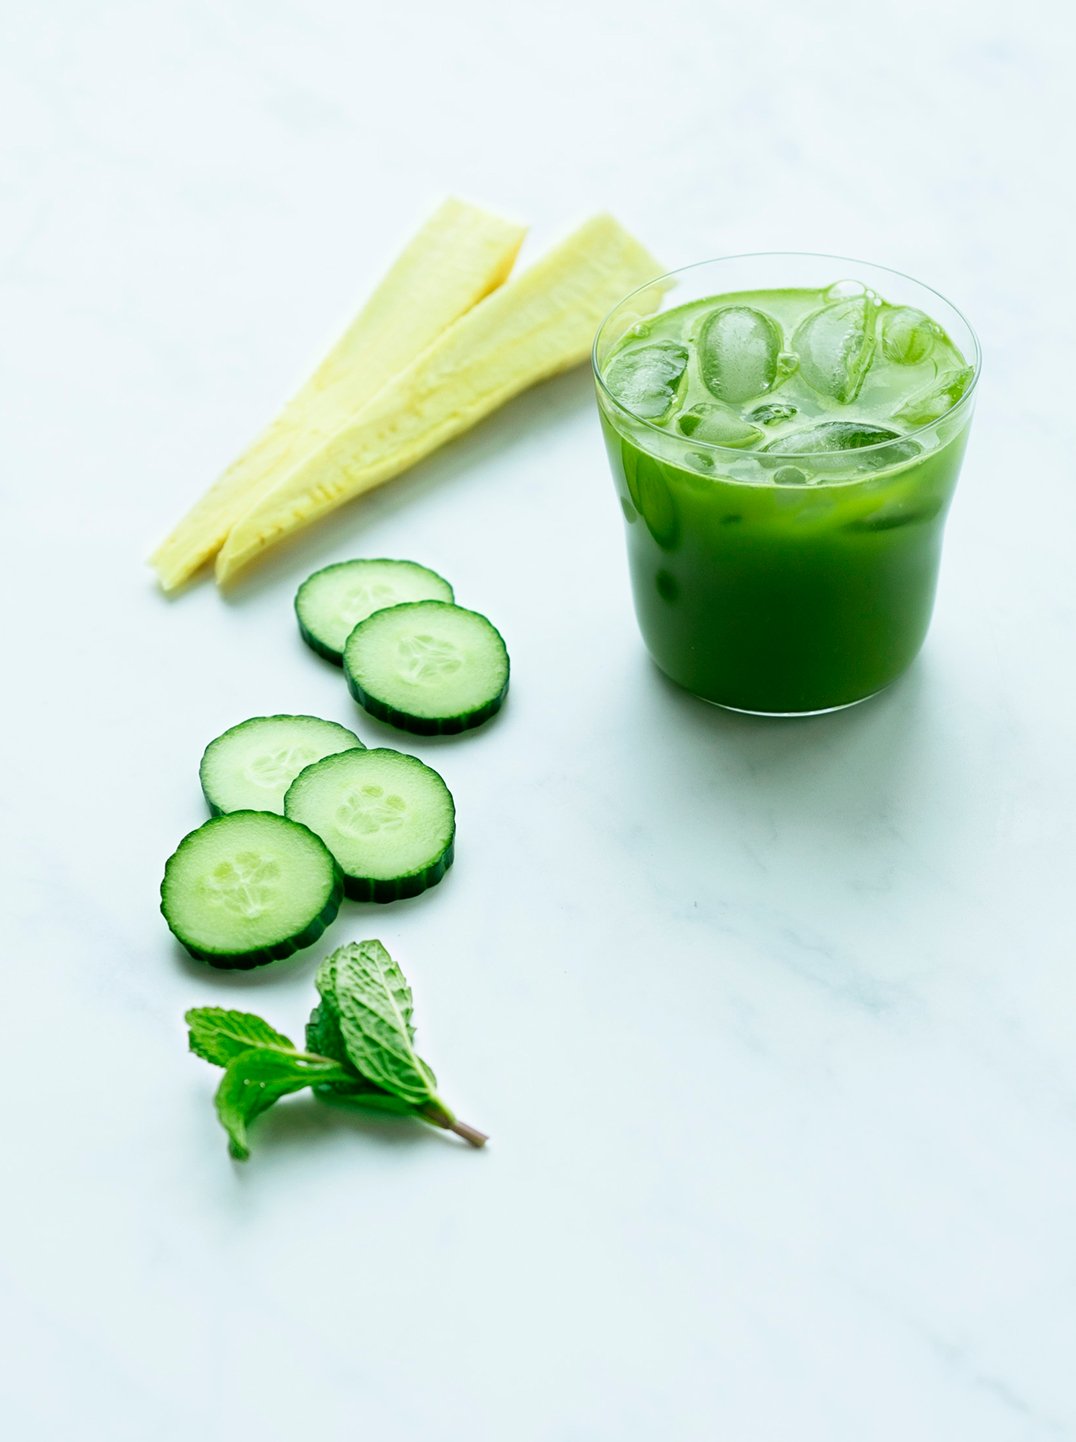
xmin=597 ymin=282 xmax=975 ymax=713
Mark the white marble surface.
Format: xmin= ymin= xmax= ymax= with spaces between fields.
xmin=3 ymin=2 xmax=1074 ymax=1438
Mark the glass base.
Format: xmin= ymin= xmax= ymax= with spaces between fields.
xmin=700 ymin=688 xmax=885 ymax=718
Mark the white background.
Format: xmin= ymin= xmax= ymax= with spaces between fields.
xmin=3 ymin=2 xmax=1074 ymax=1438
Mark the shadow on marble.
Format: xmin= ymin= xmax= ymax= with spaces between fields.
xmin=170 ymin=936 xmax=320 ymax=988
xmin=595 ymin=641 xmax=994 ymax=1008
xmin=630 ymin=647 xmax=976 ymax=843
xmin=550 ymin=646 xmax=987 ymax=1019
xmin=242 ymin=1091 xmax=457 ymax=1159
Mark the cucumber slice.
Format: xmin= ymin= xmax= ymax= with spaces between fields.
xmin=343 ymin=601 xmax=509 ymax=735
xmin=161 ymin=811 xmax=343 ymax=969
xmin=284 ymin=748 xmax=455 ymax=903
xmin=199 ymin=714 xmax=364 ymax=815
xmin=295 ymin=558 xmax=454 ymax=663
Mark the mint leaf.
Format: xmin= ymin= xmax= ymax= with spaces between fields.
xmin=186 ymin=1008 xmax=295 ymax=1068
xmin=306 ymin=1002 xmax=386 ymax=1099
xmin=314 ymin=941 xmax=488 ymax=1146
xmin=306 ymin=1002 xmax=359 ymax=1074
xmin=213 ymin=1048 xmax=351 ymax=1160
xmin=316 ymin=941 xmax=437 ymax=1107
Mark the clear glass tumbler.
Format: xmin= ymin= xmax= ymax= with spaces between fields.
xmin=593 ymin=253 xmax=980 ymax=715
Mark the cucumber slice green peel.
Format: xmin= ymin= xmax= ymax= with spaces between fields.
xmin=343 ymin=600 xmax=509 ymax=735
xmin=161 ymin=811 xmax=344 ymax=970
xmin=295 ymin=558 xmax=454 ymax=664
xmin=199 ymin=714 xmax=364 ymax=816
xmin=284 ymin=748 xmax=455 ymax=903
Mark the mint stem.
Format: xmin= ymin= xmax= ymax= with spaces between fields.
xmin=420 ymin=1101 xmax=488 ymax=1147
xmin=447 ymin=1119 xmax=488 ymax=1148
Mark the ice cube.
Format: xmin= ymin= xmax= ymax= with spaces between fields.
xmin=763 ymin=421 xmax=899 ymax=454
xmin=605 ymin=341 xmax=689 ymax=420
xmin=697 ymin=306 xmax=782 ymax=403
xmin=774 ymin=466 xmax=809 ymax=486
xmin=763 ymin=422 xmax=920 ymax=467
xmin=882 ymin=307 xmax=937 ymax=365
xmin=746 ymin=400 xmax=799 ymax=426
xmin=844 ymin=500 xmax=944 ymax=533
xmin=894 ymin=366 xmax=974 ymax=426
xmin=792 ymin=298 xmax=877 ymax=403
xmin=676 ymin=402 xmax=763 ymax=449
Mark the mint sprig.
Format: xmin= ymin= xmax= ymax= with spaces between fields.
xmin=184 ymin=941 xmax=486 ymax=1159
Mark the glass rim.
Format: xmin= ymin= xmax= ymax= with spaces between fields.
xmin=591 ymin=250 xmax=982 ymax=462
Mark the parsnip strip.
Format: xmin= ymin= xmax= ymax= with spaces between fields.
xmin=151 ymin=198 xmax=526 ymax=591
xmin=216 ymin=215 xmax=661 ymax=584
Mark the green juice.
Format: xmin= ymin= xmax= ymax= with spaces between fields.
xmin=596 ymin=279 xmax=976 ymax=714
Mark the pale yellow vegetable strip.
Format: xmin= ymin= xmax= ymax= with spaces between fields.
xmin=215 ymin=215 xmax=662 ymax=584
xmin=150 ymin=198 xmax=527 ymax=591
